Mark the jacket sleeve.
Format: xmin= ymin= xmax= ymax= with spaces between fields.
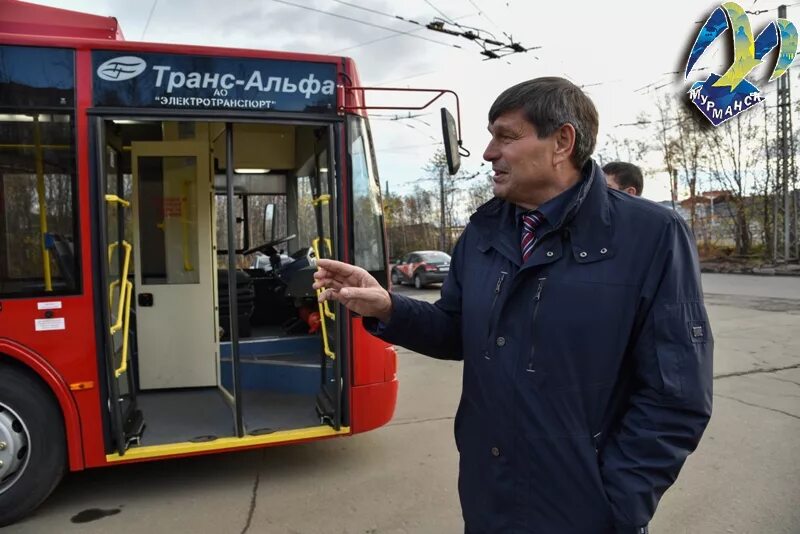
xmin=600 ymin=214 xmax=713 ymax=532
xmin=361 ymin=232 xmax=465 ymax=360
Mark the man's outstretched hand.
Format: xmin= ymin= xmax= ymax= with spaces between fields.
xmin=313 ymin=259 xmax=393 ymax=323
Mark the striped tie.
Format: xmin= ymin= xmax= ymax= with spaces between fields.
xmin=521 ymin=210 xmax=544 ymax=263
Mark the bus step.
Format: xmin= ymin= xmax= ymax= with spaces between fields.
xmin=123 ymin=409 xmax=145 ymax=448
xmin=315 ymin=385 xmax=336 ymax=427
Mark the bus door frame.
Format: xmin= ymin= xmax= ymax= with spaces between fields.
xmin=90 ymin=110 xmax=348 ymax=450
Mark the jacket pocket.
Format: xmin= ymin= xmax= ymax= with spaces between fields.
xmin=482 ymin=270 xmax=508 ymax=360
xmin=525 ymin=277 xmax=547 ymax=373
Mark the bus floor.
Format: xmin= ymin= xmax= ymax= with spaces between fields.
xmin=135 ymin=388 xmax=320 ymax=446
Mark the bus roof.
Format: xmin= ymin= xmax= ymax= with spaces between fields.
xmin=0 ymin=0 xmax=124 ymax=40
xmin=0 ymin=1 xmax=372 ymax=115
xmin=0 ymin=0 xmax=352 ymax=68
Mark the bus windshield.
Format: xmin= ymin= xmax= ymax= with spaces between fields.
xmin=348 ymin=115 xmax=386 ymax=278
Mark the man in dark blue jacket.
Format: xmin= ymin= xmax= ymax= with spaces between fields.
xmin=314 ymin=77 xmax=713 ymax=534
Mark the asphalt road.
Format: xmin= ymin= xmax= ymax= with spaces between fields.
xmin=702 ymin=272 xmax=800 ymax=299
xmin=6 ymin=274 xmax=800 ymax=534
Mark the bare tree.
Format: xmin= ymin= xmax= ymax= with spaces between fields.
xmin=465 ymin=171 xmax=494 ymax=214
xmin=653 ymin=95 xmax=679 ymax=209
xmin=758 ymin=100 xmax=775 ymax=258
xmin=704 ymin=112 xmax=765 ymax=255
xmin=423 ymin=149 xmax=476 ymax=252
xmin=381 ymin=190 xmax=406 ymax=260
xmin=672 ymin=101 xmax=708 ymax=235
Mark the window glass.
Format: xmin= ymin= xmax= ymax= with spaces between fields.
xmin=0 ymin=115 xmax=78 ymax=296
xmin=294 ymin=134 xmax=333 ymax=261
xmin=136 ymin=156 xmax=200 ymax=285
xmin=217 ymin=193 xmax=287 ymax=269
xmin=0 ymin=46 xmax=74 ymax=109
xmin=348 ymin=116 xmax=385 ymax=271
xmin=296 ymin=176 xmax=317 ymax=251
xmin=0 ymin=46 xmax=78 ymax=297
xmin=248 ymin=194 xmax=287 ymax=243
xmin=105 ymin=145 xmax=134 ymax=283
xmin=420 ymin=251 xmax=450 ymax=262
xmin=215 ymin=194 xmax=245 ymax=255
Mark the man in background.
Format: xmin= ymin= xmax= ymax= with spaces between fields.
xmin=603 ymin=161 xmax=644 ymax=196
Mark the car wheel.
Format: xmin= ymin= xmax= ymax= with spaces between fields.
xmin=391 ymin=270 xmax=400 ymax=285
xmin=414 ymin=273 xmax=424 ymax=289
xmin=0 ymin=364 xmax=66 ymax=527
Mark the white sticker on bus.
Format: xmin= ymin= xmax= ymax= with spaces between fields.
xmin=37 ymin=301 xmax=62 ymax=310
xmin=35 ymin=318 xmax=65 ymax=331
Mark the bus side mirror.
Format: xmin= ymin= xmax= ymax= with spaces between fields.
xmin=263 ymin=203 xmax=276 ymax=241
xmin=441 ymin=107 xmax=461 ymax=175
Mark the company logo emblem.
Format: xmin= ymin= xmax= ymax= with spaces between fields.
xmin=97 ymin=56 xmax=147 ymax=82
xmin=686 ymin=2 xmax=797 ymax=126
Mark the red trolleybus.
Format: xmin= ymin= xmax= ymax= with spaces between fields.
xmin=0 ymin=0 xmax=463 ymax=525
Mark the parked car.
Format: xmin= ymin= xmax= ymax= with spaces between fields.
xmin=390 ymin=250 xmax=451 ymax=289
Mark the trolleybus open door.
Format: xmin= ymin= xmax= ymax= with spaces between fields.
xmin=130 ymin=141 xmax=218 ymax=392
xmin=103 ymin=139 xmax=144 ymax=453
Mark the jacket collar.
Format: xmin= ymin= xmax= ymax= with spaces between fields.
xmin=470 ymin=160 xmax=614 ymax=267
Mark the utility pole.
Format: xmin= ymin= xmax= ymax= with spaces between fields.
xmin=439 ymin=165 xmax=446 ymax=251
xmin=671 ymin=168 xmax=678 ymax=211
xmin=774 ymin=4 xmax=798 ymax=263
xmin=384 ymin=180 xmax=391 ymax=260
xmin=764 ymin=96 xmax=773 ymax=259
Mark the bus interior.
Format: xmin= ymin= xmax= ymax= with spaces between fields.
xmin=100 ymin=118 xmax=341 ymax=449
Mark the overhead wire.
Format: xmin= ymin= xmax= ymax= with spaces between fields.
xmin=464 ymin=0 xmax=508 ymax=39
xmin=370 ymin=112 xmax=433 ymax=119
xmin=326 ymin=0 xmax=484 ymax=54
xmin=401 ymin=121 xmax=439 ymax=141
xmin=271 ymin=0 xmax=463 ymax=49
xmin=329 ymin=0 xmax=453 ymax=30
xmin=694 ymin=0 xmax=800 ymax=22
xmin=329 ymin=0 xmax=416 ymax=22
xmin=425 ymin=0 xmax=504 ymax=44
xmin=140 ymin=0 xmax=159 ymax=40
xmin=329 ymin=0 xmax=521 ymax=58
xmin=371 ymin=70 xmax=440 ymax=86
xmin=424 ymin=0 xmax=456 ymax=24
xmin=328 ymin=34 xmax=408 ymax=54
xmin=377 ymin=142 xmax=441 ymax=153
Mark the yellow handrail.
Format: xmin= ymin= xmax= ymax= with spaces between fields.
xmin=104 ymin=195 xmax=133 ymax=379
xmin=108 ymin=279 xmax=120 ymax=312
xmin=0 ymin=143 xmax=71 ymax=150
xmin=107 ymin=242 xmax=120 ymax=311
xmin=181 ymin=180 xmax=194 ymax=272
xmin=104 ymin=194 xmax=131 ymax=208
xmin=107 ymin=241 xmax=118 ymax=263
xmin=33 ymin=116 xmax=52 ymax=291
xmin=109 ymin=241 xmax=132 ymax=335
xmin=115 ymin=280 xmax=133 ymax=378
xmin=312 ymin=238 xmax=336 ymax=360
xmin=312 ymin=194 xmax=331 ymax=206
xmin=312 ymin=237 xmax=335 ymax=320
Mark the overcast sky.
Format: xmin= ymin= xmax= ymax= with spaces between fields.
xmin=34 ymin=0 xmax=800 ymax=201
